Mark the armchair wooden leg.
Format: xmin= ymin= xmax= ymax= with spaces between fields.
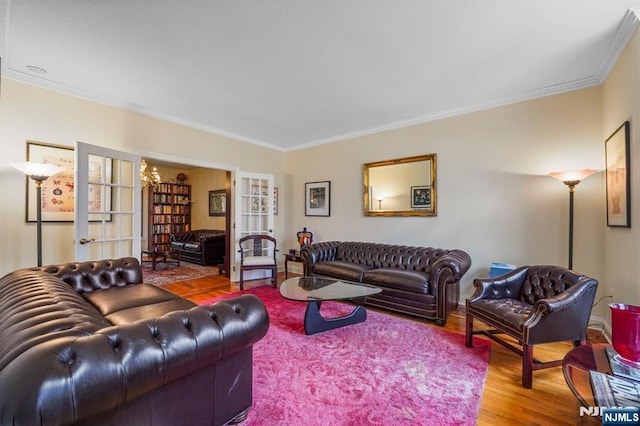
xmin=522 ymin=344 xmax=533 ymax=389
xmin=271 ymin=266 xmax=277 ymax=288
xmin=239 ymin=271 xmax=244 ymax=291
xmin=465 ymin=313 xmax=474 ymax=348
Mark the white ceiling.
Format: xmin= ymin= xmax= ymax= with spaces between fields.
xmin=2 ymin=1 xmax=640 ymax=151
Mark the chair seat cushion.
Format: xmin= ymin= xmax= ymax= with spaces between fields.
xmin=468 ymin=298 xmax=532 ymax=332
xmin=243 ymin=256 xmax=275 ymax=266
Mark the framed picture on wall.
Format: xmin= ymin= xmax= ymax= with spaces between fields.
xmin=605 ymin=121 xmax=631 ymax=228
xmin=411 ymin=185 xmax=432 ymax=209
xmin=24 ymin=141 xmax=112 ymax=222
xmin=208 ymin=189 xmax=226 ymax=216
xmin=305 ymin=181 xmax=330 ymax=216
xmin=274 ymin=187 xmax=279 ymax=215
xmin=25 ymin=141 xmax=75 ymax=222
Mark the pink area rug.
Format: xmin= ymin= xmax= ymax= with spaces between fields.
xmin=200 ymin=286 xmax=491 ymax=425
xmin=141 ymin=261 xmax=217 ymax=286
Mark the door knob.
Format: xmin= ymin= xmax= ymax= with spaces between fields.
xmin=79 ymin=238 xmax=95 ymax=245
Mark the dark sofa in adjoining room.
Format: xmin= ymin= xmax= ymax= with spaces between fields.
xmin=0 ymin=257 xmax=269 ymax=426
xmin=170 ymin=229 xmax=225 ymax=265
xmin=301 ymin=241 xmax=472 ymax=325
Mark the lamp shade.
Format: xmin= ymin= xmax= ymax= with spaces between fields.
xmin=548 ymin=169 xmax=597 ymax=187
xmin=10 ymin=161 xmax=65 ymax=180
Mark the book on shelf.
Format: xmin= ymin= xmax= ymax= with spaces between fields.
xmin=606 ymin=346 xmax=640 ymax=383
xmin=590 ymin=370 xmax=640 ymax=408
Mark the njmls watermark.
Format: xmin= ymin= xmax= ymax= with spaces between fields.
xmin=580 ymin=406 xmax=640 ymax=425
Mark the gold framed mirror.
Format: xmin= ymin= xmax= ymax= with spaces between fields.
xmin=363 ymin=154 xmax=437 ymax=217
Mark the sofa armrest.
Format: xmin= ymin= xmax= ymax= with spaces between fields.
xmin=0 ymin=294 xmax=269 ymax=426
xmin=467 ymin=266 xmax=529 ymax=302
xmin=430 ymin=249 xmax=472 ymax=283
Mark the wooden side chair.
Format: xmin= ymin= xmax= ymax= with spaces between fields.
xmin=238 ymin=235 xmax=278 ymax=290
xmin=465 ymin=265 xmax=598 ymax=388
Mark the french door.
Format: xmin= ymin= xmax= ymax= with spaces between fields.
xmin=233 ymin=171 xmax=275 ymax=282
xmin=74 ymin=142 xmax=141 ymax=261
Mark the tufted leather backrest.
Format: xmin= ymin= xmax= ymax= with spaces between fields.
xmin=0 ymin=269 xmax=110 ymax=372
xmin=36 ymin=257 xmax=143 ymax=294
xmin=518 ymin=265 xmax=588 ymax=304
xmin=170 ymin=229 xmax=225 ymax=242
xmin=335 ymin=242 xmax=450 ymax=272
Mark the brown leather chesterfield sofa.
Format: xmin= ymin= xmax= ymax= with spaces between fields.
xmin=0 ymin=257 xmax=269 ymax=426
xmin=301 ymin=241 xmax=471 ymax=325
xmin=170 ymin=229 xmax=225 ymax=265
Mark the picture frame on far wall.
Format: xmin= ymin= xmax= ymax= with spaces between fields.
xmin=25 ymin=141 xmax=75 ymax=222
xmin=411 ymin=185 xmax=432 ymax=209
xmin=605 ymin=121 xmax=631 ymax=228
xmin=24 ymin=141 xmax=112 ymax=222
xmin=208 ymin=189 xmax=226 ymax=216
xmin=274 ymin=187 xmax=279 ymax=215
xmin=305 ymin=181 xmax=330 ymax=216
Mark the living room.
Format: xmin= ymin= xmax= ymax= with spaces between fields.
xmin=1 ymin=2 xmax=640 ymax=424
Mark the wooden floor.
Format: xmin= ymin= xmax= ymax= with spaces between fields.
xmin=163 ymin=271 xmax=605 ymax=425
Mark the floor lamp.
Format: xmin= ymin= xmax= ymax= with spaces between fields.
xmin=11 ymin=161 xmax=65 ymax=266
xmin=548 ymin=169 xmax=597 ymax=270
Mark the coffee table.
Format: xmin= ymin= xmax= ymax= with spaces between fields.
xmin=141 ymin=247 xmax=180 ymax=271
xmin=279 ymin=276 xmax=381 ymax=335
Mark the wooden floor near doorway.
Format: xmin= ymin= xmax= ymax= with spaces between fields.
xmin=162 ymin=272 xmax=605 ymax=425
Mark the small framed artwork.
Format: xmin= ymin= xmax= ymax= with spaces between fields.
xmin=411 ymin=185 xmax=432 ymax=209
xmin=305 ymin=181 xmax=330 ymax=216
xmin=25 ymin=141 xmax=75 ymax=222
xmin=605 ymin=121 xmax=631 ymax=227
xmin=208 ymin=189 xmax=226 ymax=216
xmin=274 ymin=187 xmax=279 ymax=215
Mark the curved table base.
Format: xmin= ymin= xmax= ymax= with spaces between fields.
xmin=304 ymin=301 xmax=367 ymax=335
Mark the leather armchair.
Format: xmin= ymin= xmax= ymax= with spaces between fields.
xmin=465 ymin=265 xmax=598 ymax=388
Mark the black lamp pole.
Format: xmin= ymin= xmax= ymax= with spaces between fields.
xmin=34 ymin=178 xmax=44 ymax=267
xmin=567 ymin=183 xmax=576 ymax=270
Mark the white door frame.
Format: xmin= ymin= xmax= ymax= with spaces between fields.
xmin=133 ymin=150 xmax=239 ymax=273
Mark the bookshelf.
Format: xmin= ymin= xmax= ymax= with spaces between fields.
xmin=149 ymin=183 xmax=191 ymax=251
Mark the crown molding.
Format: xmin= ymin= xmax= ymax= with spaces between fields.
xmin=595 ymin=9 xmax=639 ymax=84
xmin=2 ymin=71 xmax=288 ymax=152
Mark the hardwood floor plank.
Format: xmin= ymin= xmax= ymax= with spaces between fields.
xmin=159 ymin=271 xmax=604 ymax=425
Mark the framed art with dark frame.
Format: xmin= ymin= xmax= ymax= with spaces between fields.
xmin=25 ymin=141 xmax=75 ymax=222
xmin=411 ymin=185 xmax=432 ymax=209
xmin=208 ymin=189 xmax=226 ymax=216
xmin=605 ymin=121 xmax=631 ymax=228
xmin=305 ymin=181 xmax=330 ymax=216
xmin=25 ymin=141 xmax=112 ymax=222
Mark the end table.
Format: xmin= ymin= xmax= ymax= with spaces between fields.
xmin=283 ymin=252 xmax=305 ymax=278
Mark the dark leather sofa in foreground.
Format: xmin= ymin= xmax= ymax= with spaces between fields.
xmin=0 ymin=257 xmax=269 ymax=426
xmin=170 ymin=229 xmax=225 ymax=265
xmin=301 ymin=241 xmax=471 ymax=325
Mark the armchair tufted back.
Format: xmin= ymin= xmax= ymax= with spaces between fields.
xmin=36 ymin=257 xmax=142 ymax=294
xmin=336 ymin=242 xmax=450 ymax=272
xmin=518 ymin=265 xmax=589 ymax=304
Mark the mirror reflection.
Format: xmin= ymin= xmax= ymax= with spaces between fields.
xmin=363 ymin=154 xmax=437 ymax=217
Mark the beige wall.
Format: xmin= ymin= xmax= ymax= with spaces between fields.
xmin=0 ymin=78 xmax=286 ymax=275
xmin=285 ymin=87 xmax=605 ymax=298
xmin=602 ymin=27 xmax=640 ymax=323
